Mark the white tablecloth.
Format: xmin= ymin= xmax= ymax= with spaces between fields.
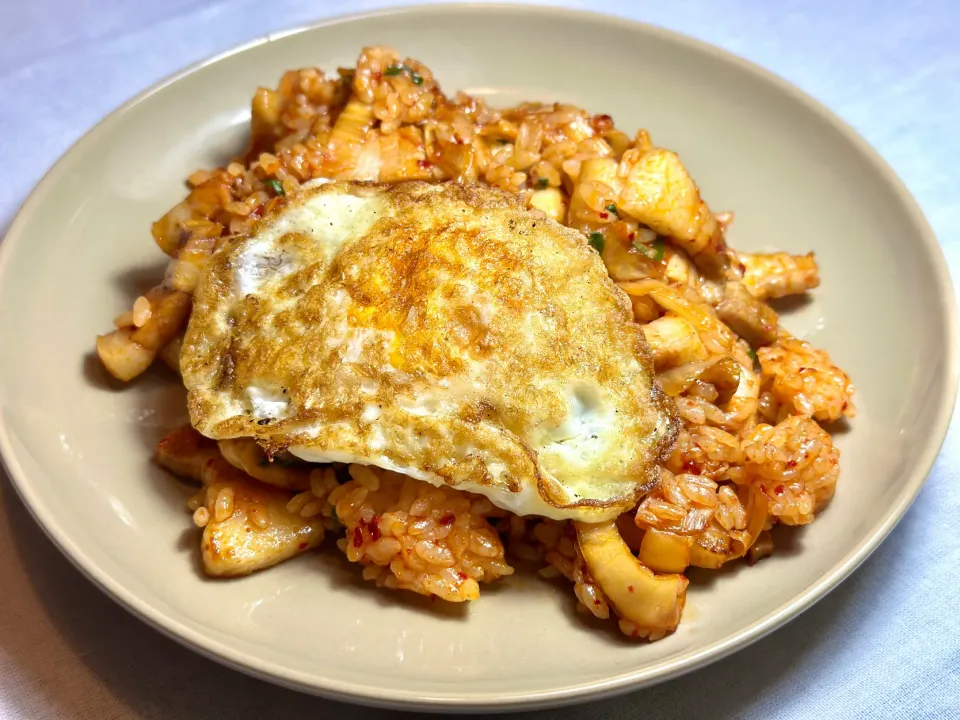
xmin=1 ymin=1 xmax=958 ymax=717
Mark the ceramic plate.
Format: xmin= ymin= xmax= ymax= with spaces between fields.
xmin=0 ymin=4 xmax=955 ymax=712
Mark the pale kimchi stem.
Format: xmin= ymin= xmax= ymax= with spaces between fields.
xmin=574 ymin=520 xmax=687 ymax=640
xmin=642 ymin=316 xmax=709 ymax=369
xmin=655 ymin=359 xmax=716 ymax=398
xmin=677 ymin=354 xmax=758 ymax=433
xmin=651 ymin=348 xmax=758 ymax=435
xmin=326 ymin=97 xmax=376 ymax=178
xmin=618 ymin=278 xmax=747 ymax=365
xmin=717 ymin=358 xmax=760 ymax=432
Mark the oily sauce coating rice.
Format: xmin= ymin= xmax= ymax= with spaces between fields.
xmin=101 ymin=45 xmax=854 ymax=641
xmin=328 ymin=466 xmax=513 ymax=602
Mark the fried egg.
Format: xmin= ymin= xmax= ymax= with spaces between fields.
xmin=182 ymin=181 xmax=677 ymax=522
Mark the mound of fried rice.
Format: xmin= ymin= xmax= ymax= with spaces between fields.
xmin=101 ymin=45 xmax=855 ymax=641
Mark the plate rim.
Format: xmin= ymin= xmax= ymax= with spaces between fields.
xmin=0 ymin=2 xmax=957 ymax=711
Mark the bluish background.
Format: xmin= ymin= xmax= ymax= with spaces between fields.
xmin=0 ymin=2 xmax=957 ymax=718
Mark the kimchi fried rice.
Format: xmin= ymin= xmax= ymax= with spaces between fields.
xmin=97 ymin=45 xmax=855 ymax=641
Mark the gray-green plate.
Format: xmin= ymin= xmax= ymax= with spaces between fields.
xmin=0 ymin=4 xmax=955 ymax=712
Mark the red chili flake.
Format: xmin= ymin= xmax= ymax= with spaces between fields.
xmin=440 ymin=513 xmax=456 ymax=525
xmin=457 ymin=571 xmax=468 ymax=581
xmin=249 ymin=203 xmax=265 ymax=220
xmin=593 ymin=598 xmax=601 ymax=606
xmin=786 ymin=459 xmax=797 ymax=468
xmin=369 ymin=516 xmax=382 ymax=541
xmin=759 ymin=484 xmax=767 ymax=494
xmin=298 ymin=541 xmax=308 ymax=550
xmin=628 ymin=232 xmax=636 ymax=241
xmin=598 ymin=211 xmax=609 ymax=219
xmin=774 ymin=484 xmax=785 ymax=495
xmin=352 ymin=527 xmax=363 ymax=548
xmin=627 ymin=585 xmax=634 ymax=593
xmin=417 ymin=159 xmax=432 ymax=169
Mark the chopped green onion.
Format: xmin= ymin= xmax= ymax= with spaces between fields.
xmin=264 ymin=179 xmax=285 ymax=196
xmin=537 ymin=177 xmax=549 ymax=188
xmin=605 ymin=203 xmax=620 ymax=217
xmin=651 ymin=237 xmax=665 ymax=262
xmin=385 ymin=64 xmax=424 ymax=85
xmin=331 ymin=506 xmax=341 ymax=526
xmin=635 ymin=236 xmax=665 ymax=262
xmin=747 ymin=348 xmax=758 ymax=364
xmin=588 ymin=232 xmax=605 ymax=253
